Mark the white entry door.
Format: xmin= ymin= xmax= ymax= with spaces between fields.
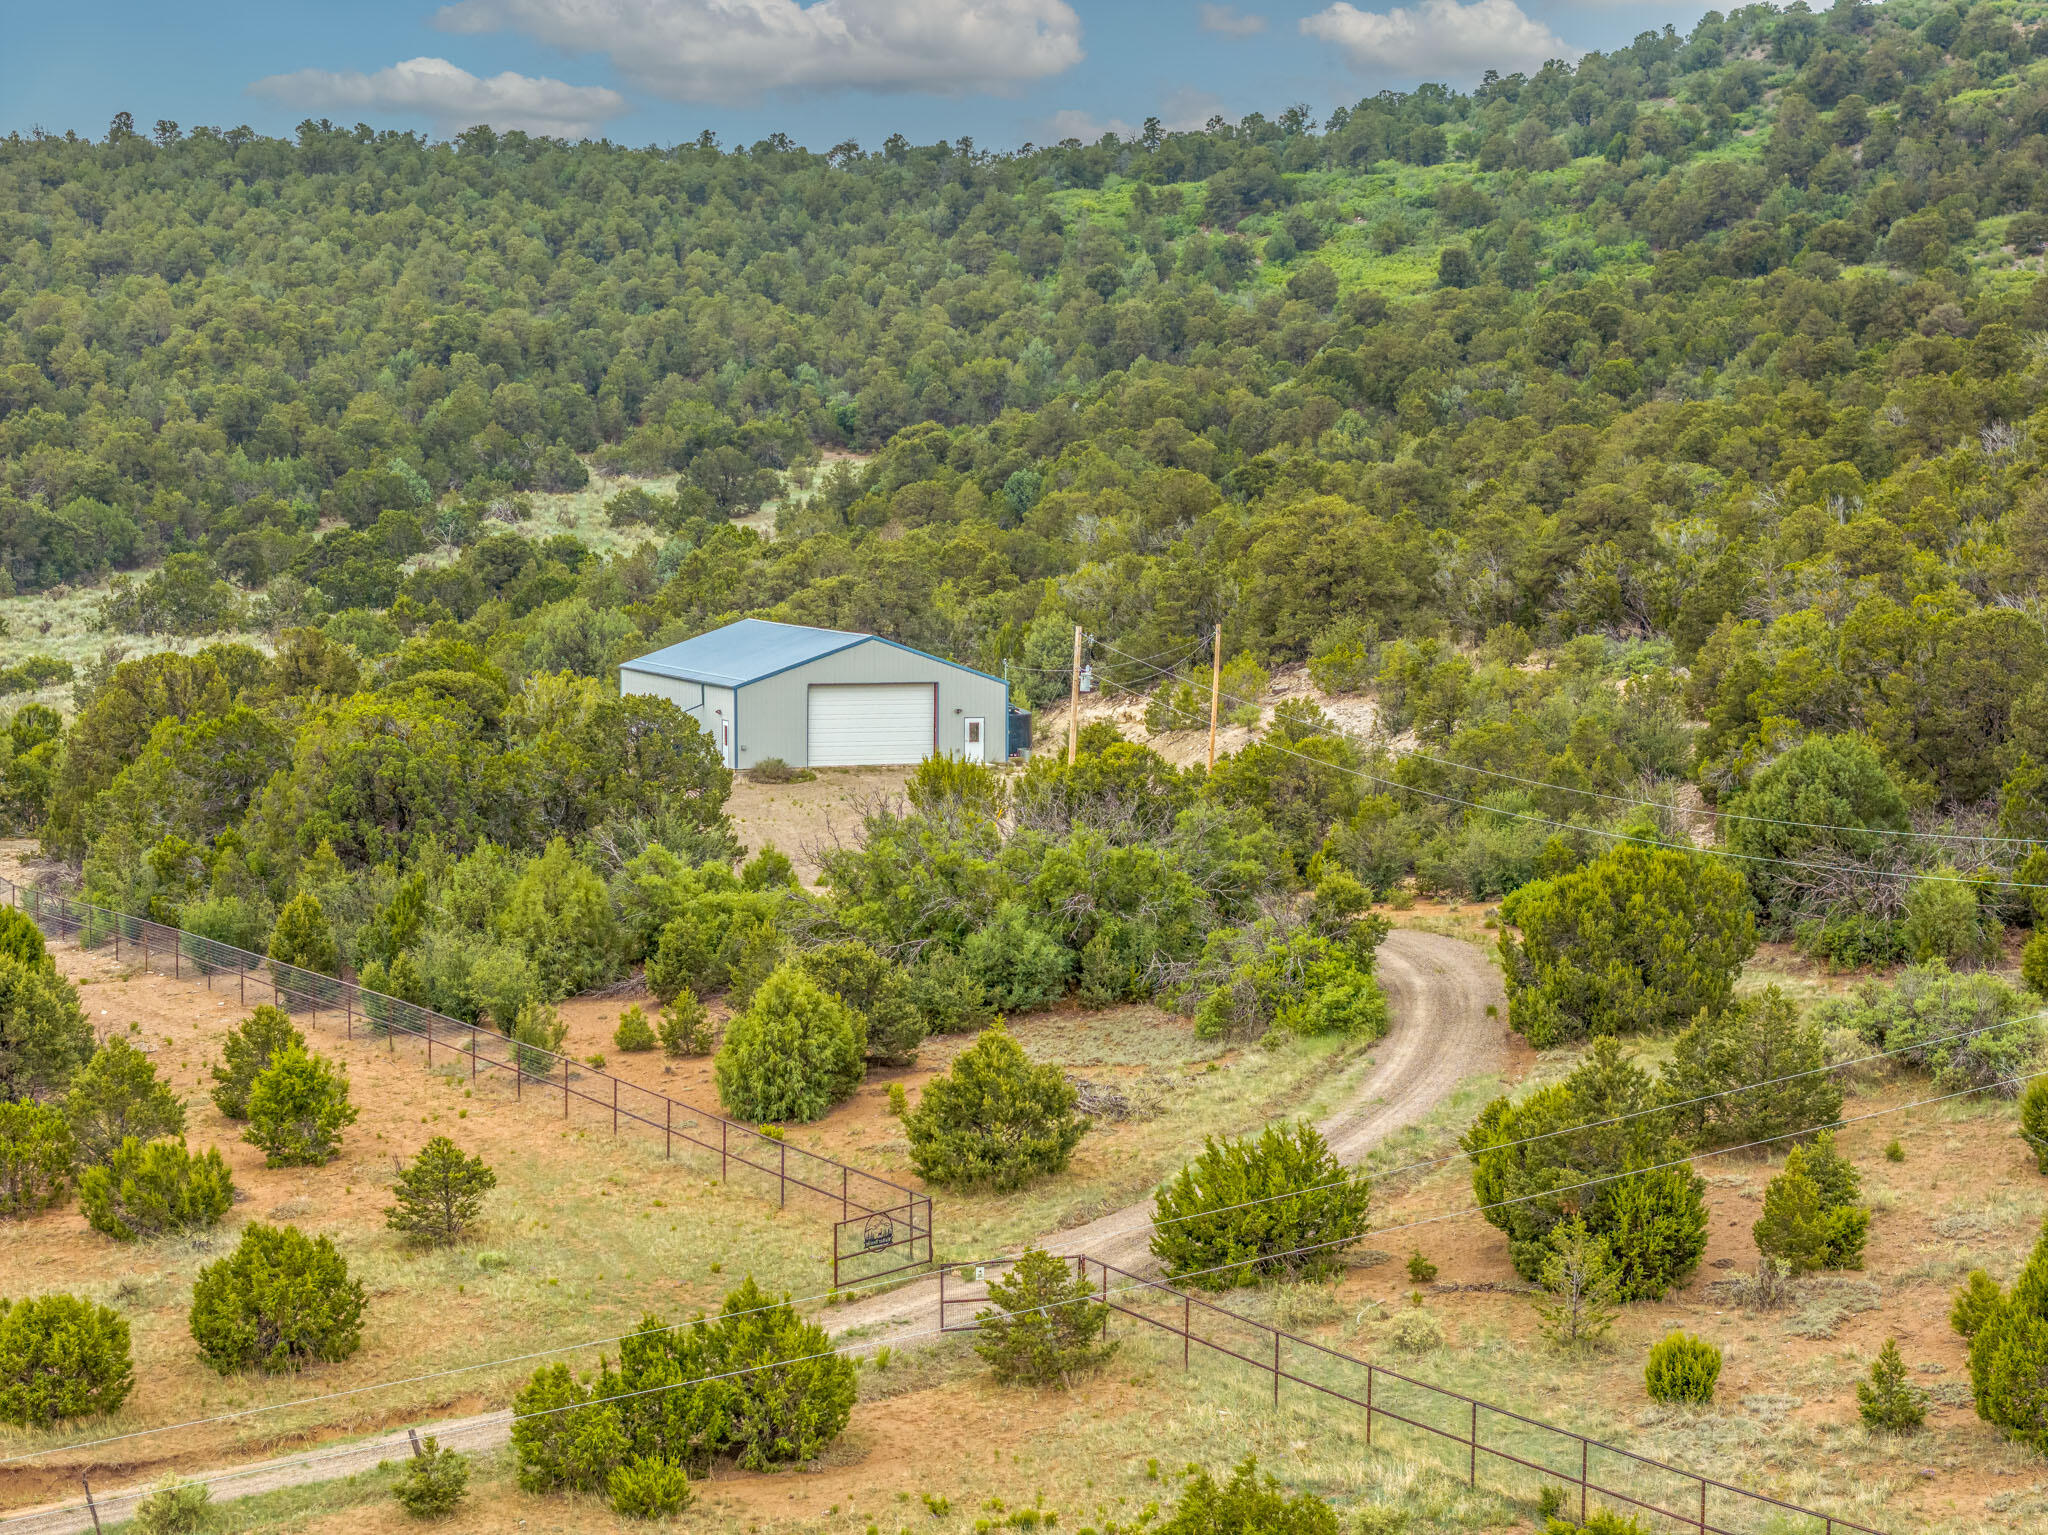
xmin=963 ymin=717 xmax=986 ymax=763
xmin=806 ymin=683 xmax=936 ymax=766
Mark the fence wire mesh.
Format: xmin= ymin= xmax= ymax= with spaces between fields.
xmin=939 ymin=1257 xmax=1884 ymax=1535
xmin=5 ymin=876 xmax=932 ymax=1287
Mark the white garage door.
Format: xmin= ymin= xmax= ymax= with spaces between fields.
xmin=806 ymin=684 xmax=935 ymax=766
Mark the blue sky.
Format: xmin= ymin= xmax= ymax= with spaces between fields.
xmin=5 ymin=0 xmax=1720 ymax=153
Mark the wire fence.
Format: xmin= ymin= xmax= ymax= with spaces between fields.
xmin=3 ymin=875 xmax=933 ymax=1288
xmin=939 ymin=1257 xmax=1886 ymax=1535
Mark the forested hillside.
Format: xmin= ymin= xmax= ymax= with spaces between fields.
xmin=6 ymin=0 xmax=2048 ymax=970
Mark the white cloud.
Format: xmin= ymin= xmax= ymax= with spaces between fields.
xmin=1300 ymin=0 xmax=1574 ymax=82
xmin=1197 ymin=3 xmax=1266 ymax=36
xmin=435 ymin=0 xmax=1085 ymax=103
xmin=1159 ymin=87 xmax=1226 ymax=132
xmin=1035 ymin=108 xmax=1135 ymax=143
xmin=249 ymin=56 xmax=627 ymax=138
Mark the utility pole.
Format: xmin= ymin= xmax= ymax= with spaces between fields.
xmin=1068 ymin=624 xmax=1084 ymax=765
xmin=1207 ymin=620 xmax=1223 ymax=771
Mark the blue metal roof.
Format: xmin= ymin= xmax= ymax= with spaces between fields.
xmin=620 ymin=619 xmax=870 ymax=688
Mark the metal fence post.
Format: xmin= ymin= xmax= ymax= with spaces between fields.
xmin=1183 ymin=1292 xmax=1190 ymax=1369
xmin=779 ymin=1138 xmax=787 ymax=1206
xmin=1103 ymin=1262 xmax=1112 ymax=1343
xmin=612 ymin=1076 xmax=618 ymax=1134
xmin=1272 ymin=1330 xmax=1280 ymax=1409
xmin=1468 ymin=1400 xmax=1477 ymax=1486
xmin=1365 ymin=1366 xmax=1373 ymax=1446
xmin=665 ymin=1099 xmax=671 ymax=1159
xmin=721 ymin=1119 xmax=727 ymax=1181
xmin=563 ymin=1059 xmax=569 ymax=1117
xmin=1580 ymin=1442 xmax=1588 ymax=1525
xmin=842 ymin=1165 xmax=848 ymax=1221
xmin=81 ymin=1477 xmax=103 ymax=1535
xmin=1698 ymin=1480 xmax=1707 ymax=1535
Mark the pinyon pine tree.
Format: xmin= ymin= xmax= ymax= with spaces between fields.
xmin=386 ymin=1137 xmax=496 ymax=1246
xmin=1858 ymin=1339 xmax=1927 ymax=1432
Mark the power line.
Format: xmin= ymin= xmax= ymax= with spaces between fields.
xmin=1092 ymin=1003 xmax=2048 ymax=1246
xmin=15 ymin=1060 xmax=2007 ymax=1526
xmin=1087 ymin=642 xmax=2048 ymax=894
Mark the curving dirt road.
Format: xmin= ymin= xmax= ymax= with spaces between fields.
xmin=0 ymin=928 xmax=1504 ymax=1534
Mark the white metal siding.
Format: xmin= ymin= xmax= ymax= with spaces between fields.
xmin=806 ymin=683 xmax=935 ymax=766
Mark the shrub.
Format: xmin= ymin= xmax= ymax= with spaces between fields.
xmin=2023 ymin=1078 xmax=2048 ymax=1173
xmin=386 ymin=1137 xmax=496 ymax=1246
xmin=0 ymin=953 xmax=94 ymax=1102
xmin=1953 ymin=1269 xmax=2003 ymax=1339
xmin=961 ymin=902 xmax=1072 ymax=1012
xmin=1753 ymin=1132 xmax=1868 ymax=1274
xmin=1643 ymin=1331 xmax=1721 ymax=1405
xmin=63 ymin=1036 xmax=186 ymax=1166
xmin=393 ymin=1437 xmax=471 ymax=1518
xmin=1464 ymin=1041 xmax=1708 ymax=1300
xmin=905 ymin=950 xmax=994 ymax=1034
xmin=1661 ymin=987 xmax=1842 ymax=1150
xmin=500 ymin=838 xmax=621 ymax=998
xmin=740 ymin=845 xmax=799 ymax=888
xmin=723 ymin=915 xmax=787 ymax=1009
xmin=1722 ymin=734 xmax=1913 ymax=925
xmin=973 ymin=1246 xmax=1115 ymax=1388
xmin=80 ymin=1138 xmax=233 ymax=1241
xmin=887 ymin=1082 xmax=907 ymax=1116
xmin=613 ymin=1005 xmax=658 ymax=1052
xmin=1815 ymin=964 xmax=2041 ymax=1096
xmin=609 ymin=1455 xmax=694 ymax=1518
xmin=514 ymin=1278 xmax=858 ymax=1488
xmin=904 ymin=1024 xmax=1086 ymax=1190
xmin=1383 ymin=1307 xmax=1444 ymax=1354
xmin=510 ymin=1364 xmax=628 ymax=1492
xmin=1797 ymin=913 xmax=1909 ymax=971
xmin=645 ymin=913 xmax=714 ymax=1004
xmin=658 ymin=993 xmax=713 ymax=1057
xmin=0 ymin=906 xmax=49 ymax=970
xmin=1158 ymin=1458 xmax=1338 ymax=1535
xmin=267 ymin=891 xmax=338 ymax=976
xmin=189 ymin=1222 xmax=366 ymax=1373
xmin=1901 ymin=867 xmax=2000 ymax=966
xmin=1497 ymin=845 xmax=1753 ymax=1047
xmin=244 ymin=1043 xmax=358 ymax=1166
xmin=1545 ymin=1515 xmax=1647 ymax=1535
xmin=747 ymin=757 xmax=812 ymax=784
xmin=1858 ymin=1339 xmax=1928 ymax=1432
xmin=0 ymin=1293 xmax=134 ymax=1423
xmin=1406 ymin=1250 xmax=1437 ymax=1283
xmin=0 ymin=1100 xmax=74 ymax=1217
xmin=713 ymin=963 xmax=864 ymax=1123
xmin=1963 ymin=1218 xmax=2048 ymax=1449
xmin=210 ymin=1005 xmax=304 ymax=1119
xmin=1151 ymin=1121 xmax=1370 ymax=1288
xmin=793 ymin=940 xmax=925 ymax=1065
xmin=2025 ymin=930 xmax=2048 ymax=998
xmin=699 ymin=1275 xmax=857 ymax=1470
xmin=1533 ymin=1220 xmax=1620 ymax=1350
xmin=1189 ymin=922 xmax=1389 ymax=1043
xmin=510 ymin=999 xmax=568 ymax=1074
xmin=132 ymin=1475 xmax=210 ymax=1534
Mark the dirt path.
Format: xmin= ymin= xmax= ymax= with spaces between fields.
xmin=0 ymin=929 xmax=1503 ymax=1534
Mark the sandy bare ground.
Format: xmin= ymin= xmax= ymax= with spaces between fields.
xmin=0 ymin=929 xmax=1503 ymax=1534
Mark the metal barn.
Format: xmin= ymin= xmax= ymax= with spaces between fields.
xmin=619 ymin=619 xmax=1016 ymax=771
